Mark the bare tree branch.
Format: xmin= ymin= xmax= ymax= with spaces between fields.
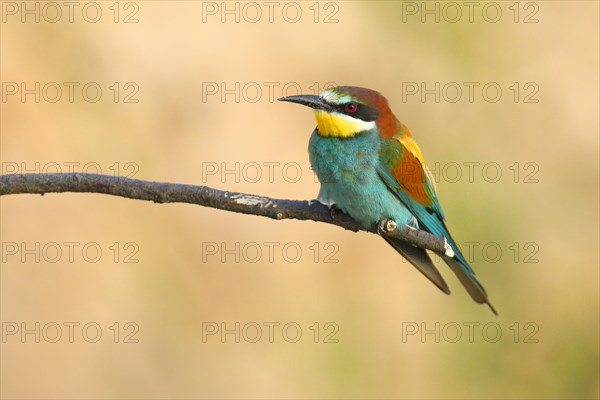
xmin=0 ymin=173 xmax=453 ymax=256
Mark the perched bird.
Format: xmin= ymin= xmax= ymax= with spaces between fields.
xmin=279 ymin=86 xmax=496 ymax=314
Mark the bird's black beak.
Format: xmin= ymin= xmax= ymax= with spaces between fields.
xmin=278 ymin=94 xmax=332 ymax=112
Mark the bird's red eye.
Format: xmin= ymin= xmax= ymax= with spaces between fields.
xmin=344 ymin=103 xmax=358 ymax=113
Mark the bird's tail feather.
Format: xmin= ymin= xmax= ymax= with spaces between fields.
xmin=384 ymin=237 xmax=450 ymax=295
xmin=432 ymin=220 xmax=498 ymax=315
xmin=442 ymin=255 xmax=498 ymax=315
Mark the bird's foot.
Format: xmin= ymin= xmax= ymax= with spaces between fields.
xmin=328 ymin=203 xmax=345 ymax=220
xmin=308 ymin=199 xmax=346 ymax=220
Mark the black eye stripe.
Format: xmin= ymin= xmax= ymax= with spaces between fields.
xmin=320 ymin=99 xmax=380 ymax=122
xmin=333 ymin=102 xmax=379 ymax=122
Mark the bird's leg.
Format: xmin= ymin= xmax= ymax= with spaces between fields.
xmin=328 ymin=203 xmax=345 ymax=220
xmin=308 ymin=198 xmax=346 ymax=220
xmin=307 ymin=199 xmax=345 ymax=220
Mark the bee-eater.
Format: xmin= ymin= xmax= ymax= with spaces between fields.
xmin=279 ymin=86 xmax=496 ymax=314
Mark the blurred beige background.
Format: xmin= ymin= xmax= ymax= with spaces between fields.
xmin=1 ymin=1 xmax=598 ymax=399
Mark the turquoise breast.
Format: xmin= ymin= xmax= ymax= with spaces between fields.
xmin=308 ymin=129 xmax=416 ymax=229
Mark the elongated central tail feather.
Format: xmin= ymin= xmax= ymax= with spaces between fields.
xmin=442 ymin=255 xmax=498 ymax=315
xmin=428 ymin=221 xmax=498 ymax=315
xmin=384 ymin=237 xmax=450 ymax=295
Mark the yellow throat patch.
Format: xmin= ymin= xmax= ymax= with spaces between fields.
xmin=314 ymin=110 xmax=376 ymax=138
